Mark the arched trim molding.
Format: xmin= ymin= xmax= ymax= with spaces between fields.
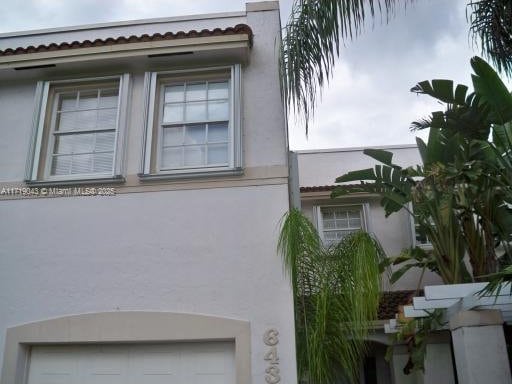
xmin=1 ymin=311 xmax=251 ymax=384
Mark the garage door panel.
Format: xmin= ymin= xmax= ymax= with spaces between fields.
xmin=28 ymin=350 xmax=77 ymax=384
xmin=27 ymin=342 xmax=235 ymax=384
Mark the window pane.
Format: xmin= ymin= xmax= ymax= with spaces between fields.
xmin=54 ymin=131 xmax=115 ymax=157
xmin=93 ymin=152 xmax=114 ymax=173
xmin=184 ymin=145 xmax=205 ymax=166
xmin=323 ymin=219 xmax=335 ymax=229
xmin=163 ymin=127 xmax=183 ymax=146
xmin=57 ymin=110 xmax=97 ymax=131
xmin=71 ymin=153 xmax=93 ymax=174
xmin=78 ymin=90 xmax=98 ymax=110
xmin=185 ymin=102 xmax=207 ymax=122
xmin=322 ymin=209 xmax=334 ymax=220
xmin=53 ymin=135 xmax=74 ymax=154
xmin=51 ymin=155 xmax=71 ymax=175
xmin=165 ymin=85 xmax=184 ymax=103
xmin=59 ymin=93 xmax=77 ymax=111
xmin=335 ymin=218 xmax=349 ymax=228
xmin=208 ymin=100 xmax=229 ymax=121
xmin=161 ymin=147 xmax=182 ymax=168
xmin=348 ymin=210 xmax=360 ymax=219
xmin=163 ymin=104 xmax=184 ymax=123
xmin=186 ymin=83 xmax=206 ymax=101
xmin=207 ymin=144 xmax=228 ymax=165
xmin=95 ymin=131 xmax=116 ymax=152
xmin=97 ymin=109 xmax=117 ymax=129
xmin=349 ymin=218 xmax=362 ymax=228
xmin=54 ymin=134 xmax=94 ymax=154
xmin=208 ymin=122 xmax=228 ymax=142
xmin=185 ymin=124 xmax=206 ymax=144
xmin=208 ymin=82 xmax=229 ymax=99
xmin=334 ymin=208 xmax=348 ymax=218
xmin=99 ymin=89 xmax=119 ymax=108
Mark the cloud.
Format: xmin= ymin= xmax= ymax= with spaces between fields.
xmin=1 ymin=0 xmax=508 ymax=152
xmin=289 ymin=0 xmax=482 ymax=150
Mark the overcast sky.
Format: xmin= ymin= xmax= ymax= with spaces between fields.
xmin=1 ymin=0 xmax=506 ymax=150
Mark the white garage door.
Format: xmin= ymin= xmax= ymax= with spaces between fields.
xmin=27 ymin=341 xmax=235 ymax=384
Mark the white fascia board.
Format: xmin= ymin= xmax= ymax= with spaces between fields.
xmin=413 ymin=297 xmax=459 ymax=310
xmin=403 ymin=305 xmax=429 ymax=318
xmin=425 ymin=282 xmax=512 ymax=300
xmin=0 ymin=35 xmax=249 ymax=69
xmin=462 ymin=295 xmax=512 ymax=311
xmin=424 ymin=283 xmax=489 ymax=300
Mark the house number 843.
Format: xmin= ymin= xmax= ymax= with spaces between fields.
xmin=263 ymin=329 xmax=280 ymax=384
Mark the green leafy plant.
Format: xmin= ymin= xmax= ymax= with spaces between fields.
xmin=334 ymin=57 xmax=512 ymax=284
xmin=278 ymin=208 xmax=385 ymax=383
xmin=385 ymin=309 xmax=446 ymax=374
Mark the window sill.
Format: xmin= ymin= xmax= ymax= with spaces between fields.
xmin=25 ymin=175 xmax=125 ymax=187
xmin=138 ymin=168 xmax=243 ymax=182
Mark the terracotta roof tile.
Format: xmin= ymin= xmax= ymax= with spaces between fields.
xmin=300 ymin=184 xmax=363 ymax=193
xmin=0 ymin=24 xmax=253 ymax=57
xmin=377 ymin=290 xmax=418 ymax=320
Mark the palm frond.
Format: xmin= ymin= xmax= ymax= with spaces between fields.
xmin=468 ymin=0 xmax=512 ymax=77
xmin=281 ymin=0 xmax=413 ymax=133
xmin=278 ymin=210 xmax=384 ymax=383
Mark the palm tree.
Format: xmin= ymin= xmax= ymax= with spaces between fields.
xmin=281 ymin=0 xmax=512 ymax=132
xmin=334 ymin=57 xmax=512 ymax=284
xmin=278 ymin=208 xmax=385 ymax=383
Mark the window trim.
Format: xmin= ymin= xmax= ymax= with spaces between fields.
xmin=26 ymin=74 xmax=130 ymax=183
xmin=140 ymin=65 xmax=242 ymax=178
xmin=315 ymin=203 xmax=369 ymax=245
xmin=408 ymin=203 xmax=433 ymax=249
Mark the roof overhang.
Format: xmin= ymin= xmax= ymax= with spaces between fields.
xmin=0 ymin=25 xmax=252 ymax=71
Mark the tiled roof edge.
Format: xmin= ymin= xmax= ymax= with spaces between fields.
xmin=300 ymin=184 xmax=363 ymax=193
xmin=0 ymin=23 xmax=253 ymax=56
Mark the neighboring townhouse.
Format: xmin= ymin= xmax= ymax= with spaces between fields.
xmin=294 ymin=146 xmax=452 ymax=384
xmin=0 ymin=2 xmax=298 ymax=384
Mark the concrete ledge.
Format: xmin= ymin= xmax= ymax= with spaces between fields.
xmin=450 ymin=310 xmax=503 ymax=330
xmin=246 ymin=1 xmax=279 ymax=12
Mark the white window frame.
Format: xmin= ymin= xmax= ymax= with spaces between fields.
xmin=408 ymin=203 xmax=433 ymax=249
xmin=26 ymin=74 xmax=130 ymax=183
xmin=315 ymin=203 xmax=370 ymax=245
xmin=140 ymin=65 xmax=242 ymax=179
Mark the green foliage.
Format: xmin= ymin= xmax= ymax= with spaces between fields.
xmin=278 ymin=209 xmax=385 ymax=383
xmin=335 ymin=56 xmax=512 ymax=284
xmin=280 ymin=0 xmax=412 ymax=133
xmin=468 ymin=0 xmax=512 ymax=77
xmin=385 ymin=309 xmax=446 ymax=374
xmin=281 ymin=1 xmax=512 ymax=133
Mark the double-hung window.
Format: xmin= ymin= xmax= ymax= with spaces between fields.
xmin=317 ymin=205 xmax=368 ymax=246
xmin=27 ymin=75 xmax=130 ymax=183
xmin=160 ymin=81 xmax=230 ymax=170
xmin=141 ymin=66 xmax=242 ymax=178
xmin=412 ymin=214 xmax=433 ymax=248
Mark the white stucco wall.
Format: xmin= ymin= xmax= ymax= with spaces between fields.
xmin=297 ymin=145 xmax=421 ymax=188
xmin=0 ymin=185 xmax=296 ymax=383
xmin=0 ymin=3 xmax=297 ymax=383
xmin=297 ymin=146 xmax=442 ymax=290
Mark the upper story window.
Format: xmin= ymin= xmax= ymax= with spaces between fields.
xmin=160 ymin=81 xmax=230 ymax=170
xmin=26 ymin=75 xmax=130 ymax=183
xmin=50 ymin=86 xmax=118 ymax=176
xmin=317 ymin=205 xmax=367 ymax=246
xmin=140 ymin=66 xmax=242 ymax=179
xmin=412 ymin=214 xmax=433 ymax=248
